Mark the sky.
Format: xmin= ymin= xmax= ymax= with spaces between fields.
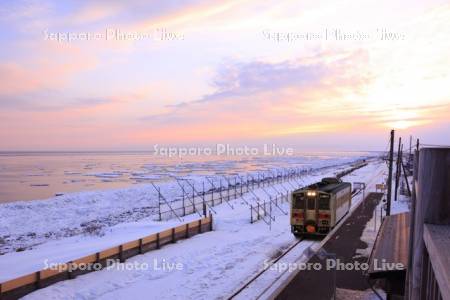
xmin=0 ymin=0 xmax=449 ymax=151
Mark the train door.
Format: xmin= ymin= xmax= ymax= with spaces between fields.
xmin=304 ymin=191 xmax=317 ymax=233
xmin=305 ymin=193 xmax=316 ymax=220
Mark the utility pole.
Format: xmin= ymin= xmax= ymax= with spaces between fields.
xmin=409 ymin=135 xmax=412 ymax=157
xmin=416 ymin=138 xmax=419 ymax=152
xmin=386 ymin=129 xmax=395 ymax=216
xmin=394 ymin=137 xmax=402 ymax=201
xmin=400 ymin=153 xmax=411 ymax=196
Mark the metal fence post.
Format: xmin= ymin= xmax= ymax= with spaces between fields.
xmin=240 ymin=176 xmax=243 ymax=196
xmin=182 ymin=193 xmax=186 ymax=216
xmin=270 ymin=201 xmax=272 ymax=230
xmin=227 ymin=178 xmax=230 ymax=202
xmin=219 ymin=179 xmax=223 ymax=204
xmin=192 ymin=184 xmax=195 ymax=212
xmin=211 ymin=180 xmax=215 ymax=206
xmin=209 ymin=212 xmax=213 ymax=231
xmin=264 ymin=201 xmax=266 ymax=217
xmin=257 ymin=203 xmax=260 ymax=220
xmin=158 ymin=189 xmax=162 ymax=221
xmin=202 ymin=182 xmax=206 ymax=216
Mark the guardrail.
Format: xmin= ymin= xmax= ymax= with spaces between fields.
xmin=0 ymin=215 xmax=213 ymax=300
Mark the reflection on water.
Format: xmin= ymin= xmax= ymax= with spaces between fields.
xmin=0 ymin=151 xmax=372 ymax=203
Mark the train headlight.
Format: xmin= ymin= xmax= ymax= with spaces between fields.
xmin=307 ymin=191 xmax=316 ymax=197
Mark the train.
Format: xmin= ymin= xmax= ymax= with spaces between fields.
xmin=290 ymin=177 xmax=352 ymax=237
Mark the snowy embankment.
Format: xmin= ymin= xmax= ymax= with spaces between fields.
xmin=10 ymin=159 xmax=386 ymax=300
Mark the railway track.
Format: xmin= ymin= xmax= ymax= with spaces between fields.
xmin=228 ymin=163 xmax=385 ymax=299
xmin=227 ymin=237 xmax=305 ymax=299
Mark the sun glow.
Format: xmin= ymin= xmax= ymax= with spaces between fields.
xmin=386 ymin=118 xmax=431 ymax=130
xmin=388 ymin=120 xmax=415 ymax=130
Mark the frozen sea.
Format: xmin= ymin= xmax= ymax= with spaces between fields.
xmin=0 ymin=151 xmax=376 ymax=203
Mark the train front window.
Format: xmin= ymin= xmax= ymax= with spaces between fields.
xmin=307 ymin=198 xmax=315 ymax=210
xmin=318 ymin=197 xmax=330 ymax=210
xmin=293 ymin=194 xmax=305 ymax=209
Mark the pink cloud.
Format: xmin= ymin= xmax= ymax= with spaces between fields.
xmin=0 ymin=41 xmax=97 ymax=97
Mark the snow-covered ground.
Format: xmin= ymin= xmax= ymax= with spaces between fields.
xmin=0 ymin=155 xmax=373 ymax=255
xmin=5 ymin=159 xmax=387 ymax=300
xmin=355 ymin=169 xmax=411 ymax=260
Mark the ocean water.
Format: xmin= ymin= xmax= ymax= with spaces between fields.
xmin=0 ymin=151 xmax=374 ymax=203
